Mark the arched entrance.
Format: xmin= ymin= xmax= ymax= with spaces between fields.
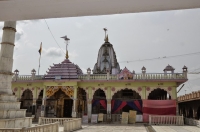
xmin=197 ymin=106 xmax=200 ymax=120
xmin=112 ymin=88 xmax=142 ymax=114
xmin=47 ymin=89 xmax=73 ymax=118
xmin=35 ymin=90 xmax=43 ymax=119
xmin=148 ymin=88 xmax=170 ymax=100
xmin=20 ymin=89 xmax=33 ymax=117
xmin=77 ymin=88 xmax=87 ymax=117
xmin=92 ymin=89 xmax=106 ymax=114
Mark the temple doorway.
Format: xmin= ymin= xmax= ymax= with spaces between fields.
xmin=92 ymin=89 xmax=107 ymax=114
xmin=20 ymin=89 xmax=33 ymax=117
xmin=63 ymin=99 xmax=73 ymax=117
xmin=46 ymin=89 xmax=72 ymax=118
xmin=112 ymin=89 xmax=142 ymax=114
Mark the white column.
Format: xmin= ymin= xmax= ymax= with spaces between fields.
xmin=0 ymin=21 xmax=16 ymax=95
xmin=87 ymin=99 xmax=92 ymax=122
xmin=72 ymin=86 xmax=78 ymax=117
xmin=41 ymin=87 xmax=46 ymax=117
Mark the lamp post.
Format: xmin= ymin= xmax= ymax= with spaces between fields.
xmin=87 ymin=68 xmax=91 ymax=80
xmin=14 ymin=69 xmax=19 ymax=81
xmin=31 ymin=69 xmax=36 ymax=80
xmin=182 ymin=65 xmax=188 ymax=79
xmin=141 ymin=66 xmax=146 ymax=79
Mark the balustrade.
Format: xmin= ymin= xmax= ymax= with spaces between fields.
xmin=64 ymin=118 xmax=82 ymax=132
xmin=13 ymin=73 xmax=186 ymax=81
xmin=149 ymin=115 xmax=184 ymax=125
xmin=0 ymin=122 xmax=59 ymax=132
xmin=39 ymin=117 xmax=73 ymax=126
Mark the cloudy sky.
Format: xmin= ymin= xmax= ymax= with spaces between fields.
xmin=0 ymin=8 xmax=200 ymax=96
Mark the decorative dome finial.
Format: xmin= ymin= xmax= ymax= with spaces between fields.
xmin=103 ymin=28 xmax=108 ymax=42
xmin=61 ymin=35 xmax=70 ymax=59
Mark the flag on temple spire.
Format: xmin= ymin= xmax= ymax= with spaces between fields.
xmin=38 ymin=42 xmax=42 ymax=55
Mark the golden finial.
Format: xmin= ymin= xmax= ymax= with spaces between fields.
xmin=66 ymin=50 xmax=69 ymax=59
xmin=105 ymin=34 xmax=109 ymax=42
xmin=61 ymin=35 xmax=70 ymax=59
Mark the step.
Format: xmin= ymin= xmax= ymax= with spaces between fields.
xmin=0 ymin=109 xmax=26 ymax=119
xmin=0 ymin=117 xmax=33 ymax=128
xmin=0 ymin=94 xmax=17 ymax=102
xmin=0 ymin=102 xmax=21 ymax=110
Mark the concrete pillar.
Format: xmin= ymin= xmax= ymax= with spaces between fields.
xmin=107 ymin=99 xmax=111 ymax=113
xmin=72 ymin=86 xmax=78 ymax=117
xmin=41 ymin=87 xmax=46 ymax=117
xmin=32 ymin=98 xmax=37 ymax=120
xmin=0 ymin=21 xmax=16 ymax=95
xmin=87 ymin=99 xmax=92 ymax=122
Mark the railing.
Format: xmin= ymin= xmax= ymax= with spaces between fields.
xmin=13 ymin=73 xmax=186 ymax=81
xmin=64 ymin=118 xmax=82 ymax=132
xmin=0 ymin=122 xmax=59 ymax=132
xmin=149 ymin=115 xmax=184 ymax=125
xmin=184 ymin=118 xmax=200 ymax=127
xmin=39 ymin=117 xmax=73 ymax=126
xmin=12 ymin=75 xmax=44 ymax=81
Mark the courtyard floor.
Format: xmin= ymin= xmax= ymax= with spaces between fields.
xmin=58 ymin=124 xmax=200 ymax=132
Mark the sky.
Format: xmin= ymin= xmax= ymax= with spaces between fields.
xmin=0 ymin=8 xmax=200 ymax=96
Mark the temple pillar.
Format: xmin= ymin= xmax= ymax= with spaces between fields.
xmin=87 ymin=99 xmax=92 ymax=122
xmin=72 ymin=86 xmax=78 ymax=117
xmin=107 ymin=99 xmax=112 ymax=121
xmin=41 ymin=87 xmax=46 ymax=117
xmin=32 ymin=98 xmax=37 ymax=120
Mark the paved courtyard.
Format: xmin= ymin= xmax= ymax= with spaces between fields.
xmin=152 ymin=125 xmax=200 ymax=132
xmin=59 ymin=124 xmax=200 ymax=132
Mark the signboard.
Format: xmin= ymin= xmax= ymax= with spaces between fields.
xmin=121 ymin=112 xmax=128 ymax=124
xmin=82 ymin=115 xmax=88 ymax=123
xmin=136 ymin=115 xmax=143 ymax=122
xmin=91 ymin=114 xmax=98 ymax=123
xmin=129 ymin=110 xmax=136 ymax=124
xmin=98 ymin=113 xmax=104 ymax=122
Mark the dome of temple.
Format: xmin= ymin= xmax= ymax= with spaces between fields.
xmin=44 ymin=59 xmax=83 ymax=79
xmin=93 ymin=35 xmax=120 ymax=74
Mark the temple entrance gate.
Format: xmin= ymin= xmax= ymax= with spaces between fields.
xmin=46 ymin=86 xmax=74 ymax=118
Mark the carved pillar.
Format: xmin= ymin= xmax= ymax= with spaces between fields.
xmin=87 ymin=99 xmax=92 ymax=122
xmin=41 ymin=87 xmax=46 ymax=117
xmin=107 ymin=99 xmax=111 ymax=113
xmin=72 ymin=86 xmax=78 ymax=117
xmin=32 ymin=98 xmax=37 ymax=119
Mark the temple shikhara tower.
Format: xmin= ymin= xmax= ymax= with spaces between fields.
xmin=11 ymin=29 xmax=188 ymax=123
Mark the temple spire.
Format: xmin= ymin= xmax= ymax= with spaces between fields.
xmin=61 ymin=35 xmax=70 ymax=59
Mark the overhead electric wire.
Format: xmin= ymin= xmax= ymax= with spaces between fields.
xmin=44 ymin=19 xmax=65 ymax=55
xmin=119 ymin=51 xmax=200 ymax=63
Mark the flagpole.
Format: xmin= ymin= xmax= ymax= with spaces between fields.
xmin=38 ymin=55 xmax=41 ymax=75
xmin=38 ymin=42 xmax=42 ymax=75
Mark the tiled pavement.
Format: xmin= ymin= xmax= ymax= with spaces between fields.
xmin=59 ymin=124 xmax=147 ymax=132
xmin=152 ymin=125 xmax=200 ymax=132
xmin=57 ymin=124 xmax=200 ymax=132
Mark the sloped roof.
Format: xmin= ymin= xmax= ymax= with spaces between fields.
xmin=44 ymin=59 xmax=83 ymax=79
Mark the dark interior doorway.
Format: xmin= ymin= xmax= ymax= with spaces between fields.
xmin=197 ymin=106 xmax=200 ymax=119
xmin=63 ymin=99 xmax=73 ymax=117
